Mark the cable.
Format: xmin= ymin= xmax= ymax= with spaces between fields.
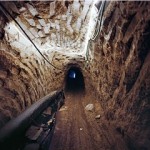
xmin=85 ymin=0 xmax=106 ymax=61
xmin=90 ymin=0 xmax=106 ymax=41
xmin=0 ymin=3 xmax=62 ymax=70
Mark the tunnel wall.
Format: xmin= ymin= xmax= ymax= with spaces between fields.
xmin=0 ymin=27 xmax=85 ymax=129
xmin=85 ymin=1 xmax=150 ymax=149
xmin=0 ymin=0 xmax=94 ymax=129
xmin=0 ymin=14 xmax=66 ymax=128
xmin=0 ymin=41 xmax=65 ymax=128
xmin=0 ymin=41 xmax=85 ymax=129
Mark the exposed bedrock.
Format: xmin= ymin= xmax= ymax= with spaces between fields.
xmin=0 ymin=1 xmax=149 ymax=149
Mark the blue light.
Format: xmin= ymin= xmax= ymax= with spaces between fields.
xmin=69 ymin=70 xmax=76 ymax=79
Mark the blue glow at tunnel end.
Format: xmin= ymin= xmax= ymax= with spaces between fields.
xmin=69 ymin=70 xmax=76 ymax=79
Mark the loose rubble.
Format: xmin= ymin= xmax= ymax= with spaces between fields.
xmin=95 ymin=115 xmax=101 ymax=119
xmin=85 ymin=104 xmax=94 ymax=111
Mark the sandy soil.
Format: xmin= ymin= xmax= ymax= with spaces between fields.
xmin=49 ymin=92 xmax=128 ymax=150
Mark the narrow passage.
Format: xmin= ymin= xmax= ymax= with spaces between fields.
xmin=49 ymin=92 xmax=128 ymax=150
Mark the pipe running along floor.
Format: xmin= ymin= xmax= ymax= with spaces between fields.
xmin=49 ymin=91 xmax=129 ymax=150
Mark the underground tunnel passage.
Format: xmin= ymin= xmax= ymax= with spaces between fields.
xmin=0 ymin=1 xmax=150 ymax=150
xmin=65 ymin=67 xmax=85 ymax=93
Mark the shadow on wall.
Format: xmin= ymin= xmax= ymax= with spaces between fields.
xmin=64 ymin=66 xmax=85 ymax=94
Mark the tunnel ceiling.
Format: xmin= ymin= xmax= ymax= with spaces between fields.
xmin=1 ymin=0 xmax=97 ymax=58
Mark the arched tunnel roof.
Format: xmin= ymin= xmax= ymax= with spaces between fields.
xmin=0 ymin=1 xmax=99 ymax=56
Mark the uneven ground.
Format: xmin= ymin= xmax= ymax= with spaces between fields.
xmin=50 ymin=91 xmax=128 ymax=150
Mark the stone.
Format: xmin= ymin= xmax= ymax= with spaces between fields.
xmin=38 ymin=30 xmax=45 ymax=37
xmin=19 ymin=7 xmax=26 ymax=13
xmin=36 ymin=24 xmax=42 ymax=29
xmin=26 ymin=3 xmax=39 ymax=16
xmin=43 ymin=23 xmax=50 ymax=34
xmin=49 ymin=2 xmax=55 ymax=17
xmin=59 ymin=106 xmax=67 ymax=112
xmin=95 ymin=115 xmax=101 ymax=119
xmin=85 ymin=104 xmax=94 ymax=111
xmin=26 ymin=19 xmax=36 ymax=27
xmin=38 ymin=19 xmax=46 ymax=27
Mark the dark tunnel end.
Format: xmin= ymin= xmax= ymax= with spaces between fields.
xmin=64 ymin=66 xmax=85 ymax=94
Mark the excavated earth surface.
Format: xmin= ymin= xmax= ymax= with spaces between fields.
xmin=0 ymin=1 xmax=150 ymax=150
xmin=50 ymin=92 xmax=128 ymax=150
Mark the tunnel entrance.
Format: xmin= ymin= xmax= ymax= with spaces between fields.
xmin=65 ymin=67 xmax=85 ymax=93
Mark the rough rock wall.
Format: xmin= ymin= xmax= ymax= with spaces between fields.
xmin=0 ymin=37 xmax=85 ymax=129
xmin=0 ymin=40 xmax=65 ymax=128
xmin=87 ymin=1 xmax=150 ymax=149
xmin=1 ymin=1 xmax=94 ymax=53
xmin=0 ymin=7 xmax=62 ymax=128
xmin=0 ymin=1 xmax=88 ymax=129
xmin=0 ymin=40 xmax=86 ymax=129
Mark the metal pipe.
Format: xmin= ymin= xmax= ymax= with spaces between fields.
xmin=0 ymin=90 xmax=64 ymax=149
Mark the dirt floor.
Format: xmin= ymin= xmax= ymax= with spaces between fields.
xmin=49 ymin=91 xmax=128 ymax=150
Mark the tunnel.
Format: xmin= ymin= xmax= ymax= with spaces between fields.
xmin=65 ymin=67 xmax=85 ymax=93
xmin=0 ymin=1 xmax=150 ymax=150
